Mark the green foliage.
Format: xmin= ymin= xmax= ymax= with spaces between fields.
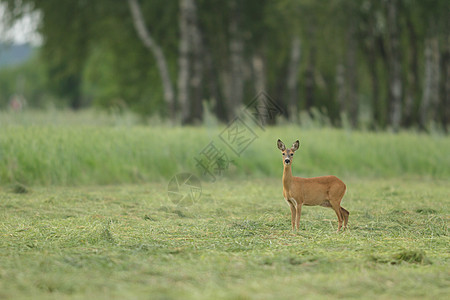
xmin=0 ymin=178 xmax=448 ymax=298
xmin=2 ymin=0 xmax=449 ymax=128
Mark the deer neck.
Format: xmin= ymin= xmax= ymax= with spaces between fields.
xmin=282 ymin=164 xmax=294 ymax=190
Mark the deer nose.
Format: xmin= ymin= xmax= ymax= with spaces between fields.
xmin=284 ymin=159 xmax=290 ymax=164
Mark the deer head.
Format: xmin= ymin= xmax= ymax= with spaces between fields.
xmin=277 ymin=139 xmax=300 ymax=165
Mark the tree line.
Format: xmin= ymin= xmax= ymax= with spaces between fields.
xmin=1 ymin=0 xmax=449 ymax=131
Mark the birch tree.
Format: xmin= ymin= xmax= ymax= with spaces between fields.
xmin=227 ymin=0 xmax=244 ymax=119
xmin=127 ymin=0 xmax=175 ymax=118
xmin=386 ymin=0 xmax=403 ymax=131
xmin=420 ymin=35 xmax=440 ymax=129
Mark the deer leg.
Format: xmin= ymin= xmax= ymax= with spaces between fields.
xmin=330 ymin=203 xmax=343 ymax=232
xmin=329 ymin=183 xmax=346 ymax=232
xmin=295 ymin=203 xmax=302 ymax=230
xmin=340 ymin=207 xmax=349 ymax=230
xmin=289 ymin=203 xmax=296 ymax=231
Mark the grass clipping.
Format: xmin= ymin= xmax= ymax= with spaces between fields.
xmin=10 ymin=182 xmax=30 ymax=194
xmin=370 ymin=249 xmax=432 ymax=265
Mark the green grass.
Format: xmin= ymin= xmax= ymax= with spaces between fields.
xmin=0 ymin=110 xmax=449 ymax=299
xmin=0 ymin=178 xmax=448 ymax=299
xmin=1 ymin=110 xmax=449 ymax=186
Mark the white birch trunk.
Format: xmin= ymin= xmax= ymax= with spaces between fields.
xmin=386 ymin=0 xmax=402 ymax=131
xmin=127 ymin=0 xmax=175 ymax=118
xmin=228 ymin=0 xmax=244 ymax=119
xmin=420 ymin=36 xmax=440 ymax=128
xmin=177 ymin=0 xmax=191 ymax=122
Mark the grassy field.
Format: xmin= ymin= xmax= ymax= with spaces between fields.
xmin=0 ymin=110 xmax=449 ymax=299
xmin=1 ymin=110 xmax=449 ymax=186
xmin=0 ymin=178 xmax=448 ymax=299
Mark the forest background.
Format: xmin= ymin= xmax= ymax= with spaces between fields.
xmin=0 ymin=0 xmax=448 ymax=131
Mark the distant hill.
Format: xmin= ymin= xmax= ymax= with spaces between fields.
xmin=0 ymin=43 xmax=34 ymax=68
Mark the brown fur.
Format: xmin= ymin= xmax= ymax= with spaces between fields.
xmin=277 ymin=139 xmax=349 ymax=232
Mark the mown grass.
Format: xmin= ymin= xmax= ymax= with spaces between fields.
xmin=1 ymin=110 xmax=449 ymax=186
xmin=0 ymin=178 xmax=448 ymax=299
xmin=0 ymin=110 xmax=449 ymax=299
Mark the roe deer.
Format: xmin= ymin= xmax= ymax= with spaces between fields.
xmin=277 ymin=139 xmax=349 ymax=232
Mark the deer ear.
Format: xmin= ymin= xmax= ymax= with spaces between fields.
xmin=291 ymin=140 xmax=300 ymax=151
xmin=277 ymin=139 xmax=286 ymax=151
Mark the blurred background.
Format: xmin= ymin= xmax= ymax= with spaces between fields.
xmin=1 ymin=3 xmax=449 ymax=298
xmin=0 ymin=0 xmax=448 ymax=131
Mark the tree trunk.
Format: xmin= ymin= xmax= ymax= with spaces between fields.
xmin=304 ymin=28 xmax=316 ymax=115
xmin=335 ymin=63 xmax=346 ymax=123
xmin=127 ymin=0 xmax=175 ymax=119
xmin=420 ymin=38 xmax=433 ymax=129
xmin=420 ymin=36 xmax=440 ymax=129
xmin=203 ymin=42 xmax=227 ymax=122
xmin=442 ymin=36 xmax=450 ymax=131
xmin=252 ymin=53 xmax=266 ymax=94
xmin=177 ymin=0 xmax=203 ymax=124
xmin=378 ymin=35 xmax=390 ymax=129
xmin=403 ymin=9 xmax=419 ymax=128
xmin=177 ymin=0 xmax=191 ymax=123
xmin=251 ymin=52 xmax=269 ymax=124
xmin=368 ymin=45 xmax=381 ymax=129
xmin=67 ymin=75 xmax=82 ymax=110
xmin=228 ymin=0 xmax=244 ymax=119
xmin=336 ymin=21 xmax=358 ymax=128
xmin=286 ymin=36 xmax=301 ymax=122
xmin=386 ymin=0 xmax=402 ymax=132
xmin=363 ymin=12 xmax=382 ymax=129
xmin=430 ymin=38 xmax=441 ymax=125
xmin=189 ymin=0 xmax=204 ymax=124
xmin=346 ymin=22 xmax=359 ymax=128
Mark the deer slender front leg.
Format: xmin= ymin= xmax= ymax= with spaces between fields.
xmin=295 ymin=203 xmax=302 ymax=230
xmin=289 ymin=204 xmax=296 ymax=231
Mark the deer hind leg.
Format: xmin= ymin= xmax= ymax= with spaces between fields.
xmin=329 ymin=183 xmax=347 ymax=232
xmin=330 ymin=203 xmax=343 ymax=232
xmin=340 ymin=207 xmax=350 ymax=230
xmin=295 ymin=203 xmax=302 ymax=230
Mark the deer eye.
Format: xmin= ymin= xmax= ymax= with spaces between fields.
xmin=290 ymin=153 xmax=293 ymax=156
xmin=282 ymin=153 xmax=285 ymax=155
